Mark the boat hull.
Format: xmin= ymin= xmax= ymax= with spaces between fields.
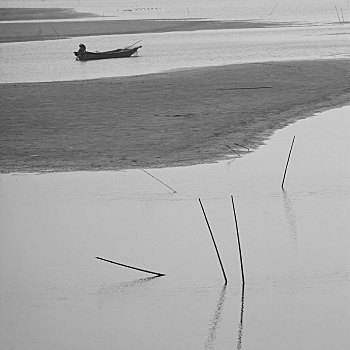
xmin=74 ymin=46 xmax=141 ymax=61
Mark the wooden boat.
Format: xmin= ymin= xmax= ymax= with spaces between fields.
xmin=74 ymin=45 xmax=142 ymax=61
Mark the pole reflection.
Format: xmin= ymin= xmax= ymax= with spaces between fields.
xmin=282 ymin=191 xmax=298 ymax=245
xmin=236 ymin=284 xmax=245 ymax=350
xmin=203 ymin=285 xmax=227 ymax=350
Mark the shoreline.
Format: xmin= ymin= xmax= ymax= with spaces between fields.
xmin=1 ymin=59 xmax=349 ymax=174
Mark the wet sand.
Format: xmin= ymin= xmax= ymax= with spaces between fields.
xmin=1 ymin=59 xmax=349 ymax=173
xmin=0 ymin=9 xmax=286 ymax=43
xmin=0 ymin=7 xmax=98 ymax=21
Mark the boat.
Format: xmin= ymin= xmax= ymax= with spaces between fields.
xmin=74 ymin=45 xmax=142 ymax=61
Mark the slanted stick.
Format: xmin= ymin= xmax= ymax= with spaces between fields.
xmin=141 ymin=169 xmax=176 ymax=193
xmin=199 ymin=198 xmax=228 ymax=284
xmin=95 ymin=257 xmax=165 ymax=277
xmin=226 ymin=145 xmax=241 ymax=157
xmin=231 ymin=195 xmax=245 ymax=285
xmin=281 ymin=136 xmax=295 ymax=190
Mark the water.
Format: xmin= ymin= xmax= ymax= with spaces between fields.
xmin=0 ymin=23 xmax=349 ymax=83
xmin=1 ymin=0 xmax=349 ymax=23
xmin=1 ymin=106 xmax=349 ymax=349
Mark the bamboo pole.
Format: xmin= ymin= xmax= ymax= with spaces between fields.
xmin=198 ymin=198 xmax=228 ymax=284
xmin=234 ymin=143 xmax=250 ymax=151
xmin=231 ymin=195 xmax=245 ymax=285
xmin=335 ymin=6 xmax=342 ymax=24
xmin=141 ymin=169 xmax=176 ymax=193
xmin=226 ymin=145 xmax=241 ymax=157
xmin=281 ymin=136 xmax=295 ymax=190
xmin=95 ymin=256 xmax=165 ymax=277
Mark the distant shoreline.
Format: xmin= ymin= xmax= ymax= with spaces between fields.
xmin=0 ymin=7 xmax=290 ymax=43
xmin=1 ymin=59 xmax=349 ymax=173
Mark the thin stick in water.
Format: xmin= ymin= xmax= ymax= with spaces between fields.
xmin=95 ymin=256 xmax=165 ymax=277
xmin=51 ymin=24 xmax=59 ymax=37
xmin=335 ymin=6 xmax=342 ymax=24
xmin=226 ymin=145 xmax=241 ymax=157
xmin=281 ymin=136 xmax=295 ymax=190
xmin=231 ymin=195 xmax=245 ymax=285
xmin=198 ymin=198 xmax=227 ymax=284
xmin=141 ymin=169 xmax=176 ymax=193
xmin=341 ymin=8 xmax=345 ymax=22
xmin=234 ymin=143 xmax=250 ymax=151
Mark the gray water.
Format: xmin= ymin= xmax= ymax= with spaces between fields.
xmin=1 ymin=106 xmax=349 ymax=349
xmin=1 ymin=0 xmax=349 ymax=23
xmin=1 ymin=23 xmax=349 ymax=83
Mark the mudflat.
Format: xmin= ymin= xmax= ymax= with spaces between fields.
xmin=1 ymin=59 xmax=349 ymax=173
xmin=0 ymin=7 xmax=98 ymax=21
xmin=0 ymin=15 xmax=286 ymax=43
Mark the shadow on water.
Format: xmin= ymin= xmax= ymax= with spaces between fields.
xmin=204 ymin=285 xmax=227 ymax=350
xmin=282 ymin=191 xmax=298 ymax=245
xmin=98 ymin=276 xmax=161 ymax=296
xmin=236 ymin=284 xmax=245 ymax=350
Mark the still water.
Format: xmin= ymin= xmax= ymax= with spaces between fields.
xmin=1 ymin=23 xmax=350 ymax=83
xmin=1 ymin=106 xmax=349 ymax=349
xmin=1 ymin=0 xmax=349 ymax=23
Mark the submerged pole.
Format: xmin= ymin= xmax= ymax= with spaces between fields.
xmin=141 ymin=169 xmax=176 ymax=193
xmin=281 ymin=136 xmax=295 ymax=190
xmin=231 ymin=195 xmax=245 ymax=285
xmin=199 ymin=198 xmax=227 ymax=284
xmin=95 ymin=256 xmax=165 ymax=277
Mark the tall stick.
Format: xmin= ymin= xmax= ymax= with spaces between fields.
xmin=95 ymin=256 xmax=165 ymax=277
xmin=335 ymin=6 xmax=342 ymax=24
xmin=281 ymin=136 xmax=295 ymax=190
xmin=231 ymin=195 xmax=245 ymax=285
xmin=141 ymin=169 xmax=176 ymax=193
xmin=199 ymin=198 xmax=227 ymax=284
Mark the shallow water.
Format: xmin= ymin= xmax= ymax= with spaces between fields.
xmin=1 ymin=106 xmax=349 ymax=349
xmin=0 ymin=0 xmax=349 ymax=23
xmin=0 ymin=23 xmax=349 ymax=83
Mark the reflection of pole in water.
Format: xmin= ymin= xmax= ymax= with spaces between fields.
xmin=204 ymin=285 xmax=227 ymax=350
xmin=236 ymin=284 xmax=245 ymax=350
xmin=282 ymin=191 xmax=298 ymax=245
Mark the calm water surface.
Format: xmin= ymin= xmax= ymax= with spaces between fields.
xmin=0 ymin=23 xmax=349 ymax=83
xmin=0 ymin=0 xmax=349 ymax=23
xmin=1 ymin=106 xmax=349 ymax=349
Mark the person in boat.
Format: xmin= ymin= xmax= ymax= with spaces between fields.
xmin=77 ymin=43 xmax=87 ymax=58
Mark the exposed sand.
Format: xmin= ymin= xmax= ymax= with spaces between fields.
xmin=1 ymin=59 xmax=349 ymax=173
xmin=0 ymin=8 xmax=98 ymax=21
xmin=0 ymin=15 xmax=287 ymax=43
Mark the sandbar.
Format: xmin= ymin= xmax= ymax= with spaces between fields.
xmin=1 ymin=59 xmax=349 ymax=173
xmin=0 ymin=10 xmax=288 ymax=43
xmin=0 ymin=7 xmax=98 ymax=21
